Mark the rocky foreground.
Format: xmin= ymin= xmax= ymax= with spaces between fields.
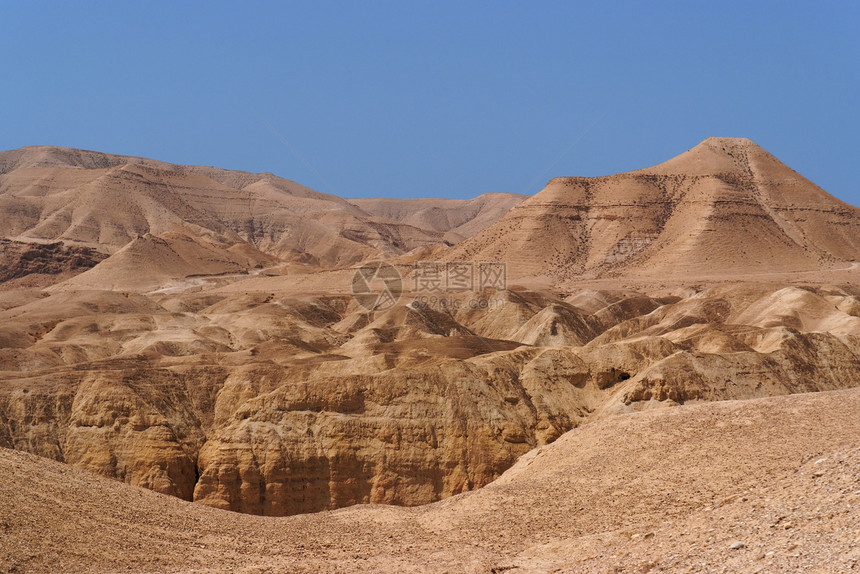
xmin=2 ymin=387 xmax=859 ymax=573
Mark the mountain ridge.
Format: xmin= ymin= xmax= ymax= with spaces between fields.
xmin=0 ymin=145 xmax=527 ymax=275
xmin=444 ymin=137 xmax=860 ymax=283
xmin=1 ymin=138 xmax=860 ymax=531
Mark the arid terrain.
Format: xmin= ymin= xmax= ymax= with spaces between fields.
xmin=1 ymin=138 xmax=858 ymax=572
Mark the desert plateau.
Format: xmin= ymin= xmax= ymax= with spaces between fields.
xmin=0 ymin=135 xmax=858 ymax=572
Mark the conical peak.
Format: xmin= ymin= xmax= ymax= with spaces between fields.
xmin=539 ymin=138 xmax=768 ymax=188
xmin=692 ymin=136 xmax=765 ymax=158
xmin=634 ymin=136 xmax=776 ymax=178
xmin=699 ymin=136 xmax=757 ymax=148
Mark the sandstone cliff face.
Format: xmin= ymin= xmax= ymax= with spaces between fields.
xmin=0 ymin=362 xmax=222 ymax=500
xmin=192 ymin=352 xmax=587 ymax=515
xmin=2 ymin=282 xmax=859 ymax=515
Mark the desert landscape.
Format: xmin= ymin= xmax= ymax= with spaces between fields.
xmin=1 ymin=137 xmax=859 ymax=573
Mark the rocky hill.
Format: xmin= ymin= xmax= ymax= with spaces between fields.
xmin=446 ymin=137 xmax=860 ymax=282
xmin=0 ymin=146 xmax=524 ymax=269
xmin=349 ymin=192 xmax=527 ymax=243
xmin=0 ymin=139 xmax=858 ymax=527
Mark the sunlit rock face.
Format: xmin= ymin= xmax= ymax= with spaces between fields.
xmin=1 ymin=140 xmax=859 ymax=516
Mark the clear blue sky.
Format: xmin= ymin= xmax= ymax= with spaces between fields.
xmin=2 ymin=1 xmax=858 ymax=204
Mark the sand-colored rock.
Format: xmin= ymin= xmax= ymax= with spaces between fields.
xmin=0 ymin=146 xmax=522 ymax=270
xmin=446 ymin=137 xmax=860 ymax=282
xmin=3 ymin=387 xmax=860 ymax=573
xmin=0 ymin=139 xmax=859 ymax=538
xmin=0 ymin=238 xmax=107 ymax=288
xmin=349 ymin=192 xmax=527 ymax=243
xmin=2 ymin=280 xmax=859 ymax=516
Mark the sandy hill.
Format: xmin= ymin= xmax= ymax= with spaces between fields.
xmin=445 ymin=137 xmax=860 ymax=283
xmin=0 ymin=146 xmax=423 ymax=267
xmin=55 ymin=231 xmax=279 ymax=291
xmin=0 ymin=146 xmax=523 ymax=272
xmin=2 ymin=386 xmax=859 ymax=573
xmin=349 ymin=192 xmax=526 ymax=243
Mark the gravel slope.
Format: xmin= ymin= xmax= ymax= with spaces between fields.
xmin=2 ymin=387 xmax=859 ymax=573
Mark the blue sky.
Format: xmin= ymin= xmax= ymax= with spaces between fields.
xmin=2 ymin=1 xmax=858 ymax=204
